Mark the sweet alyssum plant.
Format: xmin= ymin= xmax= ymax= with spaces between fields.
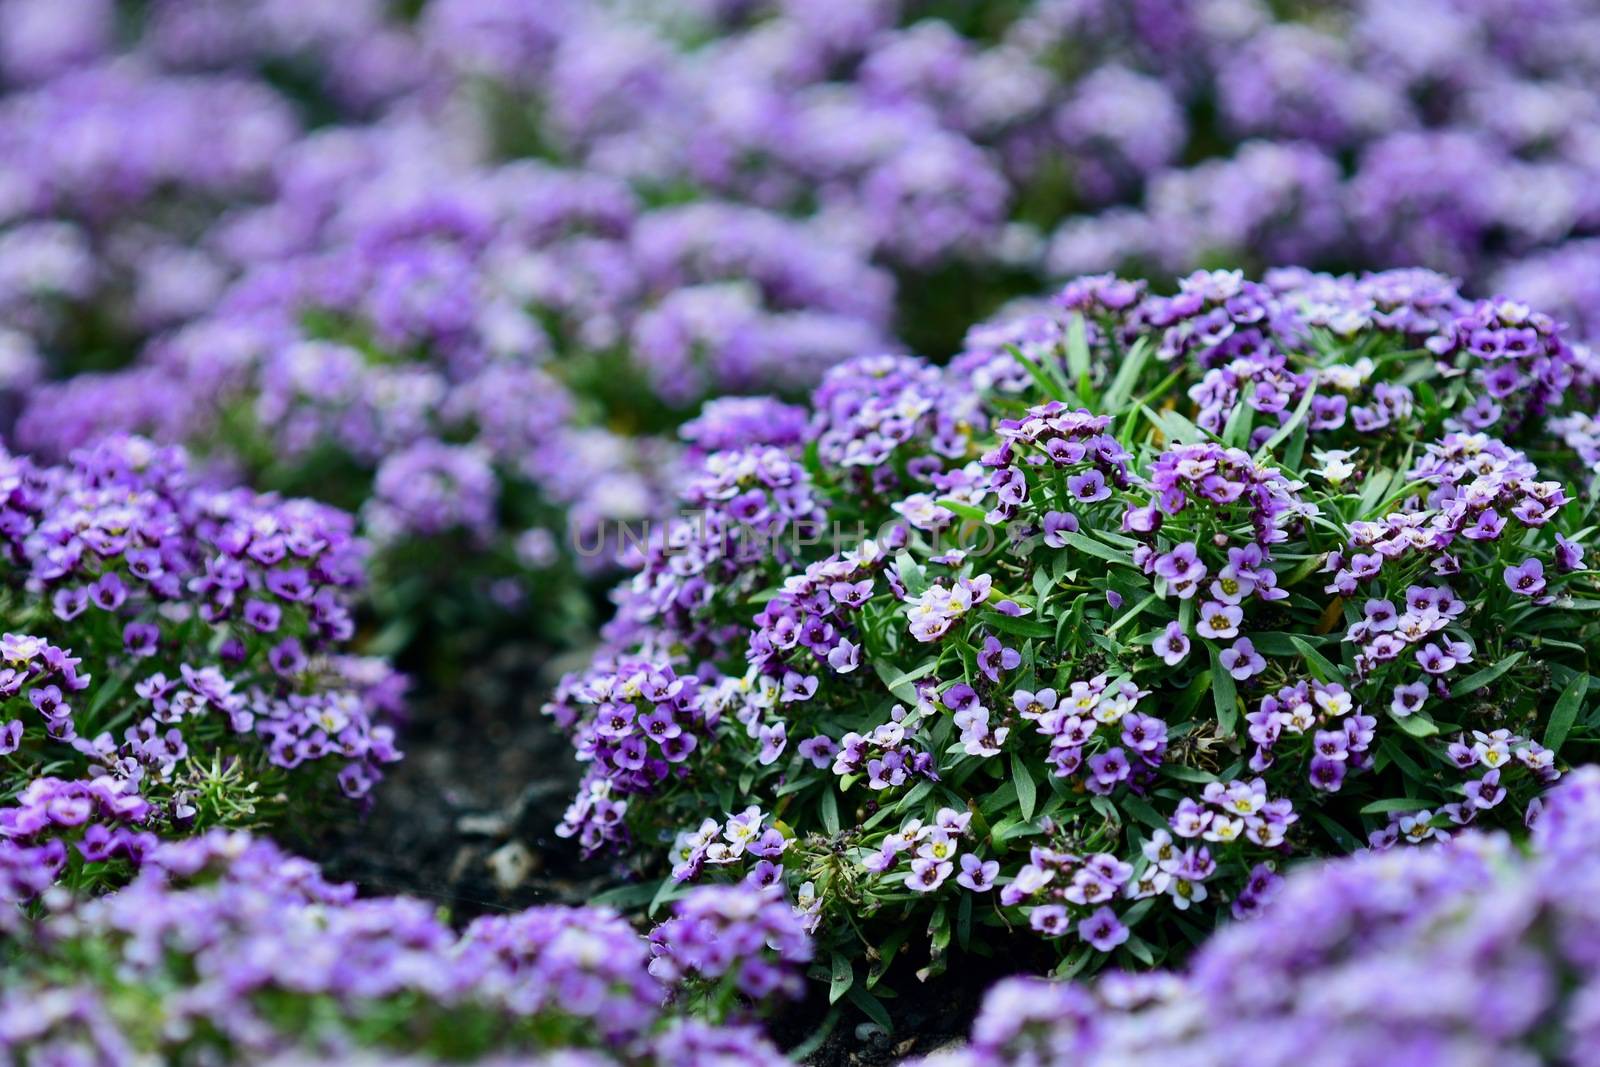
xmin=0 ymin=830 xmax=806 ymax=1065
xmin=0 ymin=435 xmax=402 ymax=901
xmin=548 ymin=268 xmax=1599 ymax=1009
xmin=916 ymin=766 xmax=1600 ymax=1067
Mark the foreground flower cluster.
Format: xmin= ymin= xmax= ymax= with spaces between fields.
xmin=917 ymin=765 xmax=1600 ymax=1067
xmin=0 ymin=433 xmax=402 ymax=906
xmin=551 ymin=266 xmax=1599 ymax=1002
xmin=0 ymin=830 xmax=805 ymax=1064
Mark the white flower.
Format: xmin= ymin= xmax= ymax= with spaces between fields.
xmin=1313 ymin=448 xmax=1358 ymax=486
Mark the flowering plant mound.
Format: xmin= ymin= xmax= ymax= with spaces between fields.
xmin=915 ymin=765 xmax=1600 ymax=1067
xmin=550 ymin=268 xmax=1599 ymax=1004
xmin=0 ymin=830 xmax=801 ymax=1065
xmin=0 ymin=434 xmax=401 ymax=901
xmin=15 ymin=157 xmax=896 ymax=663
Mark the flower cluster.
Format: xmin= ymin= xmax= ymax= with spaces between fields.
xmin=0 ymin=830 xmax=796 ymax=1065
xmin=915 ymin=766 xmax=1600 ymax=1067
xmin=557 ymin=268 xmax=1598 ymax=996
xmin=647 ymin=882 xmax=813 ymax=1004
xmin=0 ymin=435 xmax=401 ymax=898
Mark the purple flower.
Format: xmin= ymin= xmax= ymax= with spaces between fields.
xmin=907 ymin=856 xmax=953 ymax=892
xmin=1089 ymin=747 xmax=1130 ymax=790
xmin=1196 ymin=601 xmax=1242 ymax=640
xmin=122 ymin=623 xmax=160 ymax=659
xmin=1078 ymin=906 xmax=1129 ymax=952
xmin=242 ymin=599 xmax=282 ymax=634
xmin=1219 ymin=637 xmax=1265 ymax=680
xmin=957 ymin=853 xmax=998 ymax=892
xmin=1391 ymin=682 xmax=1428 ymax=717
xmin=1068 ymin=470 xmax=1111 ymax=503
xmin=797 ymin=736 xmax=837 ymax=769
xmin=1153 ymin=542 xmax=1207 ymax=599
xmin=1555 ymin=534 xmax=1585 ymax=572
xmin=1309 ymin=755 xmax=1346 ymax=792
xmin=1029 ymin=904 xmax=1071 ymax=937
xmin=1503 ymin=557 xmax=1546 ymax=597
xmin=1042 ymin=510 xmax=1079 ymax=548
xmin=1154 ymin=621 xmax=1190 ymax=666
xmin=757 ymin=722 xmax=788 ymax=766
xmin=977 ymin=635 xmax=1020 ymax=682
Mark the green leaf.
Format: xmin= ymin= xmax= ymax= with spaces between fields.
xmin=1291 ymin=636 xmax=1342 ymax=683
xmin=978 ymin=611 xmax=1053 ymax=639
xmin=591 ymin=881 xmax=666 ymax=909
xmin=1255 ymin=381 xmax=1318 ymax=458
xmin=1160 ymin=764 xmax=1217 ymax=785
xmin=1066 ymin=314 xmax=1093 ymax=399
xmin=1013 ymin=752 xmax=1037 ymax=822
xmin=648 ymin=876 xmax=686 ymax=917
xmin=894 ymin=551 xmax=928 ymax=597
xmin=1544 ymin=673 xmax=1590 ymax=755
xmin=1394 ymin=712 xmax=1440 ymax=739
xmin=936 ymin=497 xmax=989 ymax=523
xmin=1102 ymin=337 xmax=1152 ymax=412
xmin=846 ymin=984 xmax=893 ymax=1032
xmin=829 ymin=953 xmax=855 ymax=1004
xmin=820 ymin=788 xmax=841 ymax=835
xmin=1359 ymin=797 xmax=1434 ymax=816
xmin=1104 ymin=592 xmax=1159 ymax=636
xmin=1206 ymin=651 xmax=1238 ymax=738
xmin=1003 ymin=343 xmax=1069 ymax=402
xmin=1118 ymin=794 xmax=1168 ymax=831
xmin=1058 ymin=530 xmax=1135 ymax=568
xmin=874 ymin=658 xmax=937 ymax=704
xmin=1221 ymin=383 xmax=1255 ymax=447
xmin=1454 ymin=652 xmax=1525 ymax=697
xmin=1312 ymin=812 xmax=1361 ymax=853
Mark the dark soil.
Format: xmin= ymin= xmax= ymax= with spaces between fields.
xmin=297 ymin=641 xmax=616 ymax=916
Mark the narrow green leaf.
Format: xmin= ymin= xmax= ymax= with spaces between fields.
xmin=978 ymin=611 xmax=1052 ymax=639
xmin=1394 ymin=712 xmax=1440 ymax=738
xmin=894 ymin=551 xmax=928 ymax=597
xmin=1256 ymin=381 xmax=1318 ymax=457
xmin=1291 ymin=636 xmax=1342 ymax=683
xmin=820 ymin=788 xmax=841 ymax=835
xmin=936 ymin=497 xmax=989 ymax=523
xmin=1102 ymin=337 xmax=1152 ymax=411
xmin=1104 ymin=592 xmax=1159 ymax=636
xmin=874 ymin=658 xmax=937 ymax=704
xmin=1118 ymin=794 xmax=1168 ymax=830
xmin=1454 ymin=652 xmax=1525 ymax=697
xmin=846 ymin=984 xmax=893 ymax=1031
xmin=829 ymin=953 xmax=855 ymax=1004
xmin=1003 ymin=343 xmax=1068 ymax=402
xmin=1066 ymin=315 xmax=1092 ymax=399
xmin=1160 ymin=763 xmax=1218 ymax=785
xmin=1123 ymin=935 xmax=1156 ymax=966
xmin=1059 ymin=530 xmax=1135 ymax=568
xmin=1206 ymin=652 xmax=1238 ymax=738
xmin=1222 ymin=383 xmax=1255 ymax=448
xmin=1544 ymin=673 xmax=1590 ymax=755
xmin=1359 ymin=797 xmax=1434 ymax=816
xmin=1013 ymin=752 xmax=1037 ymax=822
xmin=1312 ymin=812 xmax=1361 ymax=853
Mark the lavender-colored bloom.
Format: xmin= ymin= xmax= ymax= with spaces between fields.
xmin=1153 ymin=621 xmax=1190 ymax=666
xmin=1503 ymin=557 xmax=1547 ymax=597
